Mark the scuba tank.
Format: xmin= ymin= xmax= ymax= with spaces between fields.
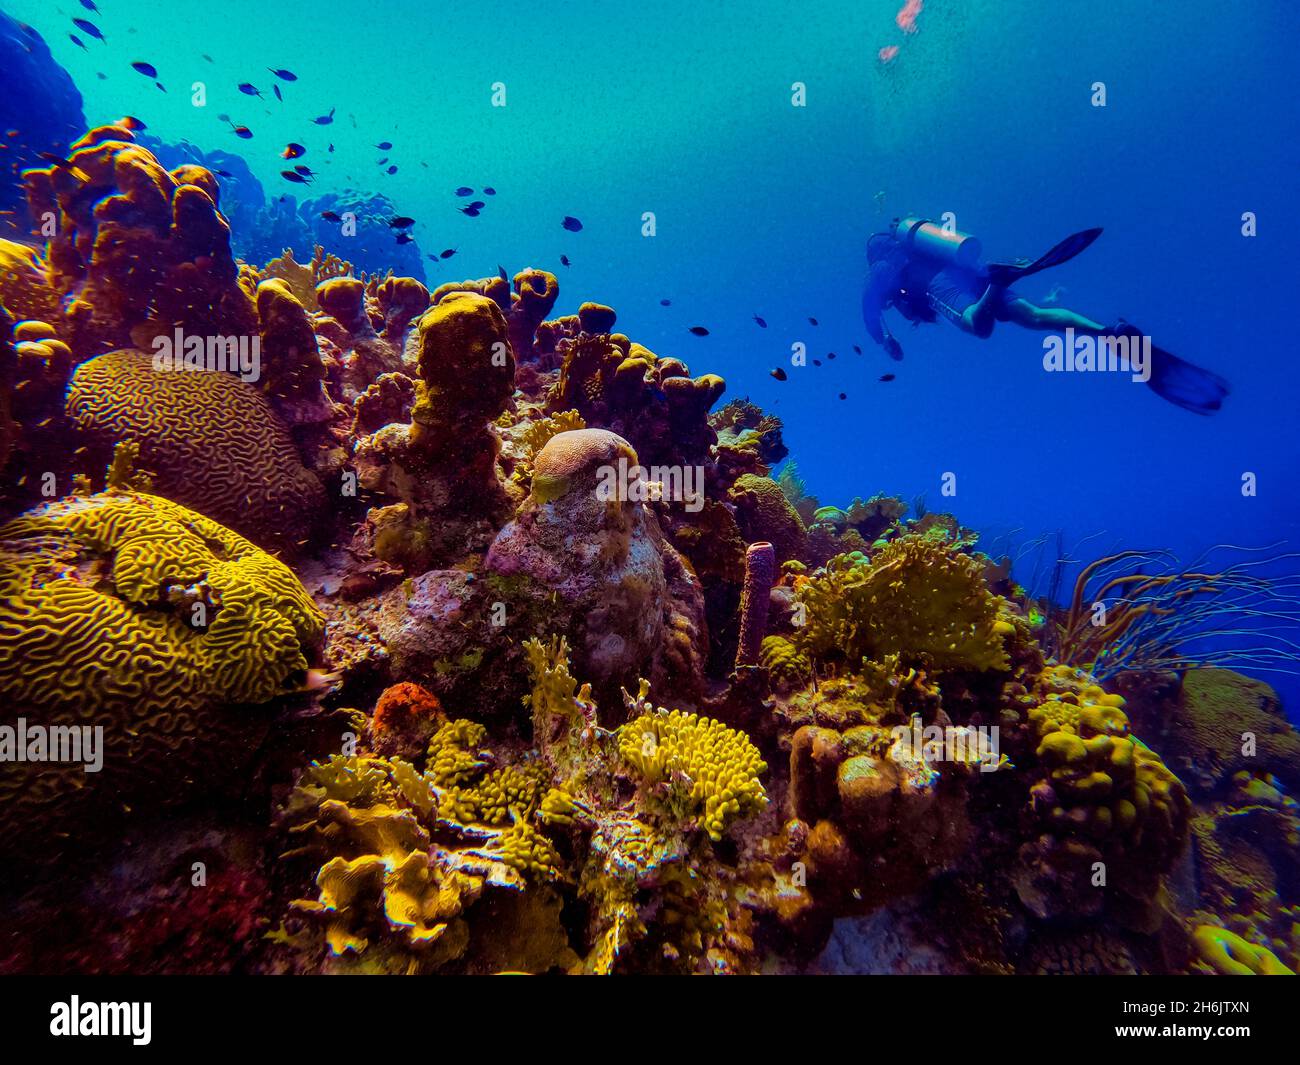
xmin=892 ymin=216 xmax=983 ymax=269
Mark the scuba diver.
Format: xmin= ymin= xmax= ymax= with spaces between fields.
xmin=862 ymin=217 xmax=1230 ymax=415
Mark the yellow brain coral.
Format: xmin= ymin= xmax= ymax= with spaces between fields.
xmin=0 ymin=490 xmax=325 ymax=854
xmin=65 ymin=348 xmax=325 ymax=552
xmin=619 ymin=685 xmax=768 ymax=841
xmin=0 ymin=490 xmax=324 ymax=710
xmin=794 ymin=539 xmax=1011 ymax=673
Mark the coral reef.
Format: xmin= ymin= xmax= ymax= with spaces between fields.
xmin=2 ymin=113 xmax=1296 ymax=982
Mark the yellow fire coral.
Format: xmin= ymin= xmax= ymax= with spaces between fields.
xmin=619 ymin=682 xmax=768 ymax=841
xmin=65 ymin=348 xmax=325 ymax=552
xmin=1193 ymin=924 xmax=1294 ymax=975
xmin=794 ymin=539 xmax=1011 ymax=673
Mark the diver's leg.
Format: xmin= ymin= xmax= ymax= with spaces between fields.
xmin=999 ymin=297 xmax=1107 ymax=333
xmin=959 ymin=283 xmax=1003 ymax=338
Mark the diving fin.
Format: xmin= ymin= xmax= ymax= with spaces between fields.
xmin=1146 ymin=342 xmax=1230 ymax=415
xmin=986 ymin=227 xmax=1103 ymax=287
xmin=1111 ymin=321 xmax=1230 ymax=415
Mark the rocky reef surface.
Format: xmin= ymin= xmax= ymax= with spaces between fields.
xmin=0 ymin=123 xmax=1298 ymax=976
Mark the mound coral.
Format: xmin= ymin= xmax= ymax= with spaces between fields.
xmin=65 ymin=348 xmax=325 ymax=552
xmin=487 ymin=429 xmax=708 ymax=695
xmin=0 ymin=489 xmax=324 ymax=855
xmin=729 ymin=473 xmax=808 ymax=564
xmin=1014 ymin=675 xmax=1189 ymax=919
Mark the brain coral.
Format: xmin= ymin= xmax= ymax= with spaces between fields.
xmin=65 ymin=348 xmax=325 ymax=552
xmin=0 ymin=490 xmax=324 ymax=852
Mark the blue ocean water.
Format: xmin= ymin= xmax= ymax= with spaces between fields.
xmin=6 ymin=0 xmax=1299 ymax=709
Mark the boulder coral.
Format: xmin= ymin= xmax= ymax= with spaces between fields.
xmin=65 ymin=348 xmax=325 ymax=552
xmin=486 ymin=429 xmax=707 ymax=696
xmin=0 ymin=489 xmax=324 ymax=855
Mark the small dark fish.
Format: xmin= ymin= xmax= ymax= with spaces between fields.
xmin=688 ymin=326 xmax=709 ymax=337
xmin=376 ymin=157 xmax=388 ymax=166
xmin=38 ymin=152 xmax=79 ymax=169
xmin=879 ymin=373 xmax=895 ymax=382
xmin=455 ymin=186 xmax=473 ymax=197
xmin=69 ymin=34 xmax=87 ymax=50
xmin=293 ymin=164 xmax=313 ymax=176
xmin=827 ymin=352 xmax=836 ymax=359
xmin=839 ymin=392 xmax=847 ymax=400
xmin=853 ymin=344 xmax=862 ymax=355
xmin=386 ymin=165 xmax=398 ymax=174
xmin=80 ymin=0 xmax=100 ymax=11
xmin=459 ymin=206 xmax=480 ymax=216
xmin=395 ymin=234 xmax=413 ymax=244
xmin=375 ymin=141 xmax=393 ymax=150
xmin=238 ymin=82 xmax=261 ymax=98
xmin=120 ymin=115 xmax=147 ymax=131
xmin=96 ymin=71 xmax=106 ymax=80
xmin=313 ymin=107 xmax=335 ymax=125
xmin=559 ymin=255 xmax=571 ymax=267
xmin=427 ymin=254 xmax=439 ymax=261
xmin=770 ymin=368 xmax=788 ymax=381
xmin=660 ymin=299 xmax=671 ymax=306
xmin=268 ymin=68 xmax=298 ymax=81
xmin=282 ymin=142 xmax=306 ymax=159
xmin=214 ymin=169 xmax=233 ymax=178
xmin=498 ymin=266 xmax=509 ymax=282
xmin=273 ymin=85 xmax=283 ymax=103
xmin=439 ymin=248 xmax=457 ymax=259
xmin=232 ymin=125 xmax=253 ymax=139
xmin=281 ymin=170 xmax=308 ymax=183
xmin=327 ymin=143 xmax=335 ymax=153
xmin=202 ymin=54 xmax=214 ymax=63
xmin=813 ymin=359 xmax=822 ymax=367
xmin=561 ymin=215 xmax=583 ymax=232
xmin=483 ymin=187 xmax=496 ymax=195
xmin=389 ymin=216 xmax=415 ymax=229
xmin=468 ymin=200 xmax=485 ymax=209
xmin=753 ymin=315 xmax=767 ymax=328
xmin=808 ymin=317 xmax=819 ymax=326
xmin=130 ymin=61 xmax=158 ymax=78
xmin=320 ymin=210 xmax=342 ymax=223
xmin=73 ymin=18 xmax=104 ymax=41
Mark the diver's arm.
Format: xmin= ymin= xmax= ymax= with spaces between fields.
xmin=862 ymin=261 xmax=903 ymax=359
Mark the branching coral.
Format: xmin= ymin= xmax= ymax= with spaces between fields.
xmin=619 ymin=681 xmax=767 ymax=840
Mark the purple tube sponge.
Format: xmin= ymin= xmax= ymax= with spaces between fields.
xmin=735 ymin=540 xmax=776 ymax=668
